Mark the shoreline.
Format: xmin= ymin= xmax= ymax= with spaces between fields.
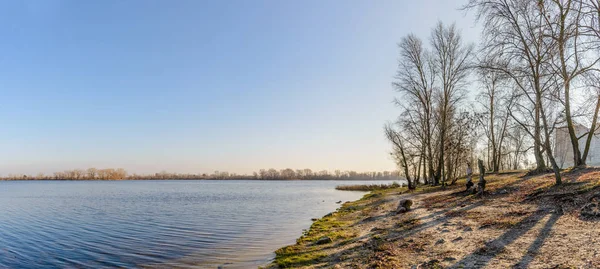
xmin=264 ymin=186 xmax=409 ymax=268
xmin=264 ymin=169 xmax=600 ymax=268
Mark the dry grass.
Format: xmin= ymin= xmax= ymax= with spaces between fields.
xmin=335 ymin=182 xmax=402 ymax=191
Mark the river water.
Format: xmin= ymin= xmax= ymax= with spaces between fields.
xmin=0 ymin=180 xmax=396 ymax=268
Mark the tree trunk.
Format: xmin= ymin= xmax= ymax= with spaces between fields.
xmin=416 ymin=153 xmax=422 ymax=186
xmin=422 ymin=152 xmax=428 ymax=185
xmin=582 ymin=94 xmax=600 ymax=164
xmin=427 ymin=132 xmax=435 ymax=185
xmin=555 ymin=3 xmax=584 ymax=167
xmin=490 ymin=85 xmax=499 ymax=173
xmin=540 ymin=104 xmax=562 ymax=185
xmin=534 ymin=92 xmax=547 ymax=171
xmin=477 ymin=159 xmax=486 ymax=196
xmin=435 ymin=111 xmax=447 ymax=186
xmin=564 ymin=83 xmax=583 ymax=167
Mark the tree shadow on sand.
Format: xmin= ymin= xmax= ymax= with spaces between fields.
xmin=512 ymin=212 xmax=561 ymax=268
xmin=315 ymin=201 xmax=487 ymax=268
xmin=383 ymin=201 xmax=484 ymax=242
xmin=449 ymin=210 xmax=561 ymax=269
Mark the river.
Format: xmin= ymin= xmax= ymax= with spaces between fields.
xmin=0 ymin=180 xmax=398 ymax=268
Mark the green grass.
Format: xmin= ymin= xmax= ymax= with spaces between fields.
xmin=270 ymin=189 xmax=387 ymax=268
xmin=274 ymin=250 xmax=327 ymax=268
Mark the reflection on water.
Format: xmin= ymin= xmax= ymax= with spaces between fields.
xmin=0 ymin=180 xmax=395 ymax=268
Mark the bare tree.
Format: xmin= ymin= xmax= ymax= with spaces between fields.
xmin=582 ymin=72 xmax=600 ymax=162
xmin=541 ymin=0 xmax=600 ymax=167
xmin=476 ymin=65 xmax=514 ymax=172
xmin=466 ymin=0 xmax=563 ymax=184
xmin=86 ymin=168 xmax=97 ymax=180
xmin=393 ymin=33 xmax=436 ymax=184
xmin=385 ymin=124 xmax=417 ymax=189
xmin=430 ymin=22 xmax=474 ymax=184
xmin=390 ymin=22 xmax=474 ymax=186
xmin=506 ymin=125 xmax=529 ymax=170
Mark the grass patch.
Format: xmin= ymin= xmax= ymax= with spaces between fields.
xmin=361 ymin=192 xmax=383 ymax=200
xmin=274 ymin=251 xmax=327 ymax=268
xmin=338 ymin=204 xmax=365 ymax=213
xmin=394 ymin=217 xmax=420 ymax=230
xmin=269 ymin=184 xmax=378 ymax=268
xmin=297 ymin=218 xmax=351 ymax=243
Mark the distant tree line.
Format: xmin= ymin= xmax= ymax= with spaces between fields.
xmin=1 ymin=168 xmax=129 ymax=180
xmin=0 ymin=168 xmax=402 ymax=181
xmin=252 ymin=169 xmax=401 ymax=180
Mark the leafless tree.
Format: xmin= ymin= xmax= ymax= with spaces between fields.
xmin=393 ymin=32 xmax=437 ymax=184
xmin=540 ymin=0 xmax=600 ymax=167
xmin=390 ymin=22 xmax=474 ymax=186
xmin=475 ymin=64 xmax=514 ymax=172
xmin=86 ymin=168 xmax=97 ymax=180
xmin=385 ymin=123 xmax=417 ymax=189
xmin=466 ymin=0 xmax=564 ymax=184
xmin=430 ymin=22 xmax=474 ymax=185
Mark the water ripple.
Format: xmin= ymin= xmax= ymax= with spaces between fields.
xmin=0 ymin=180 xmax=395 ymax=268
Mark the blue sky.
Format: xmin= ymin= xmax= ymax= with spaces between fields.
xmin=0 ymin=0 xmax=479 ymax=175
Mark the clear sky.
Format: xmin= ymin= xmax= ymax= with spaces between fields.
xmin=0 ymin=0 xmax=479 ymax=175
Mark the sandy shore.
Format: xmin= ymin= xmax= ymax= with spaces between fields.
xmin=264 ymin=169 xmax=600 ymax=268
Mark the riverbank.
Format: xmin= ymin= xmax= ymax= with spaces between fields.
xmin=265 ymin=169 xmax=600 ymax=268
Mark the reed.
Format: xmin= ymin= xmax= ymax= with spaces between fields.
xmin=335 ymin=182 xmax=401 ymax=191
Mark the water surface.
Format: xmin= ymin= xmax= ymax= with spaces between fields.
xmin=0 ymin=180 xmax=395 ymax=268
